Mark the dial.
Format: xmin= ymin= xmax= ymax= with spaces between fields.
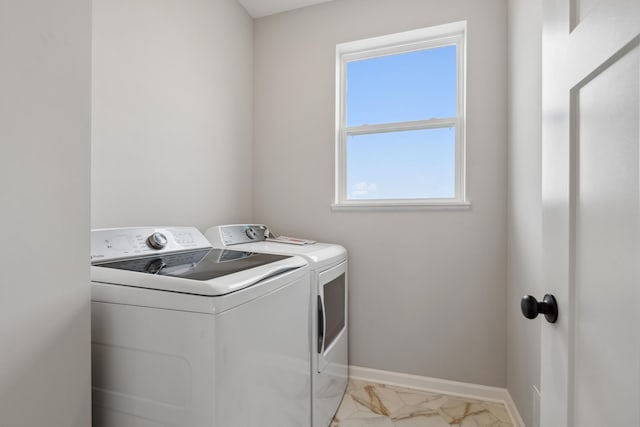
xmin=146 ymin=232 xmax=168 ymax=250
xmin=245 ymin=227 xmax=257 ymax=240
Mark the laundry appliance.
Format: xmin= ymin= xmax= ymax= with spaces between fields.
xmin=90 ymin=226 xmax=311 ymax=427
xmin=205 ymin=224 xmax=348 ymax=427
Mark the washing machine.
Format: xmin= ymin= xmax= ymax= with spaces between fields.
xmin=204 ymin=224 xmax=348 ymax=427
xmin=90 ymin=226 xmax=312 ymax=427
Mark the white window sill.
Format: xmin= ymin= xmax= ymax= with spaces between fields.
xmin=330 ymin=200 xmax=472 ymax=211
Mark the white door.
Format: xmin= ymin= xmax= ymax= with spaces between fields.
xmin=541 ymin=0 xmax=639 ymax=425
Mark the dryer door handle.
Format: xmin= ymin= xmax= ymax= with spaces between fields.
xmin=317 ymin=295 xmax=325 ymax=354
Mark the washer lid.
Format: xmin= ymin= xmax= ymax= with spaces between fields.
xmin=91 ymin=250 xmax=306 ymax=296
xmin=93 ymin=248 xmax=290 ymax=281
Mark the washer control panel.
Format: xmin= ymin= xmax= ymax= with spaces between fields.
xmin=209 ymin=224 xmax=271 ymax=246
xmin=90 ymin=226 xmax=212 ymax=264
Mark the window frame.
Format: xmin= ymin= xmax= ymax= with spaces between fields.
xmin=333 ymin=21 xmax=469 ymax=210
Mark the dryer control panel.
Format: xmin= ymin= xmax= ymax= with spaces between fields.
xmin=208 ymin=224 xmax=271 ymax=246
xmin=90 ymin=226 xmax=212 ymax=264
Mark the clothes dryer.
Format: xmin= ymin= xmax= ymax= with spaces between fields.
xmin=90 ymin=227 xmax=311 ymax=427
xmin=205 ymin=224 xmax=348 ymax=427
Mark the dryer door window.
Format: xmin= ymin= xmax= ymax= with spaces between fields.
xmin=322 ymin=274 xmax=345 ymax=351
xmin=317 ymin=261 xmax=348 ymax=374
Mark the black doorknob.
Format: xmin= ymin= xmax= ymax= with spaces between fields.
xmin=521 ymin=294 xmax=558 ymax=323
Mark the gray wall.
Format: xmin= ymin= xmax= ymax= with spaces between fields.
xmin=506 ymin=0 xmax=543 ymax=426
xmin=92 ymin=0 xmax=254 ymax=230
xmin=253 ymin=0 xmax=509 ymax=387
xmin=0 ymin=0 xmax=92 ymax=425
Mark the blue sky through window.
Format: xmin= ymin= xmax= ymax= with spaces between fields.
xmin=345 ymin=45 xmax=458 ymax=200
xmin=347 ymin=128 xmax=456 ymax=199
xmin=346 ymin=45 xmax=457 ymax=126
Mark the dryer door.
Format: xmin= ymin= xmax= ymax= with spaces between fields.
xmin=317 ymin=261 xmax=348 ymax=373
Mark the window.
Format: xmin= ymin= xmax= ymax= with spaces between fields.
xmin=334 ymin=22 xmax=467 ymax=209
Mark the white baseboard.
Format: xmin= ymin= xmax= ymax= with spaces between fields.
xmin=348 ymin=365 xmax=526 ymax=427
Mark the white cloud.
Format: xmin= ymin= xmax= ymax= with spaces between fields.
xmin=350 ymin=181 xmax=377 ymax=196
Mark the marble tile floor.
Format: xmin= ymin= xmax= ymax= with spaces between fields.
xmin=331 ymin=379 xmax=514 ymax=427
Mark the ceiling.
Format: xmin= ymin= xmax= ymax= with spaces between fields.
xmin=238 ymin=0 xmax=335 ymax=18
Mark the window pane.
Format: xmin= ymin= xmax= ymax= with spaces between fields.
xmin=346 ymin=45 xmax=457 ymax=127
xmin=346 ymin=128 xmax=455 ymax=200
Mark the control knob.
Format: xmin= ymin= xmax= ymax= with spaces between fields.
xmin=146 ymin=232 xmax=168 ymax=250
xmin=245 ymin=227 xmax=257 ymax=240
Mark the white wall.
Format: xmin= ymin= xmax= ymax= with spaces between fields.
xmin=0 ymin=0 xmax=91 ymax=425
xmin=253 ymin=0 xmax=508 ymax=387
xmin=506 ymin=0 xmax=543 ymax=425
xmin=92 ymin=0 xmax=254 ymax=230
